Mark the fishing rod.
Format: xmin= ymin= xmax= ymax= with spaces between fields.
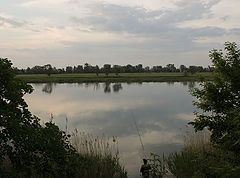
xmin=131 ymin=111 xmax=147 ymax=158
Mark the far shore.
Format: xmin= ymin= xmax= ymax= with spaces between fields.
xmin=16 ymin=72 xmax=213 ymax=83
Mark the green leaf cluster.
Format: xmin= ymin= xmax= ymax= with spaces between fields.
xmin=0 ymin=58 xmax=127 ymax=178
xmin=0 ymin=58 xmax=83 ymax=177
xmin=190 ymin=42 xmax=240 ymax=154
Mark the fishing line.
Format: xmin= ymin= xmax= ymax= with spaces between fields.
xmin=131 ymin=111 xmax=147 ymax=158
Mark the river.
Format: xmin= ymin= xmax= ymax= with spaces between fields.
xmin=24 ymin=82 xmax=196 ymax=178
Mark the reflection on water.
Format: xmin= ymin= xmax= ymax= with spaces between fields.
xmin=25 ymin=82 xmax=196 ymax=178
xmin=42 ymin=83 xmax=56 ymax=94
xmin=41 ymin=82 xmax=195 ymax=94
xmin=41 ymin=82 xmax=124 ymax=94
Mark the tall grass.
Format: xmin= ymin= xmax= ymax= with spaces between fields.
xmin=71 ymin=129 xmax=127 ymax=178
xmin=148 ymin=129 xmax=240 ymax=178
xmin=183 ymin=128 xmax=210 ymax=150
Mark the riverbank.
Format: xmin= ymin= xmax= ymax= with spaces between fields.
xmin=16 ymin=72 xmax=213 ymax=83
xmin=149 ymin=130 xmax=239 ymax=177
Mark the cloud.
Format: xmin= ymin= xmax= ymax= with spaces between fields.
xmin=69 ymin=0 xmax=226 ymax=53
xmin=21 ymin=0 xmax=66 ymax=7
xmin=70 ymin=0 xmax=221 ymax=34
xmin=68 ymin=0 xmax=181 ymax=11
xmin=0 ymin=14 xmax=25 ymax=28
xmin=177 ymin=0 xmax=240 ymax=30
xmin=1 ymin=0 xmax=240 ymax=68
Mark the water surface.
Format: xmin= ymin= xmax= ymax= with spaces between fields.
xmin=24 ymin=82 xmax=196 ymax=178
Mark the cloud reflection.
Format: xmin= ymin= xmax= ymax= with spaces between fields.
xmin=25 ymin=82 xmax=195 ymax=177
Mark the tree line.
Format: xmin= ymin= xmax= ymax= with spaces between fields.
xmin=16 ymin=63 xmax=214 ymax=76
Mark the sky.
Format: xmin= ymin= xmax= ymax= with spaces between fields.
xmin=0 ymin=0 xmax=240 ymax=68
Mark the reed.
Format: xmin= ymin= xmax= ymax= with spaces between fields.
xmin=148 ymin=129 xmax=239 ymax=178
xmin=183 ymin=128 xmax=211 ymax=150
xmin=70 ymin=129 xmax=127 ymax=178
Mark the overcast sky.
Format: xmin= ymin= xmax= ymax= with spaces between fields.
xmin=1 ymin=0 xmax=240 ymax=68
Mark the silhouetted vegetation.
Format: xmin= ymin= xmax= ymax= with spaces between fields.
xmin=16 ymin=63 xmax=214 ymax=76
xmin=190 ymin=42 xmax=240 ymax=155
xmin=0 ymin=58 xmax=127 ymax=177
xmin=148 ymin=130 xmax=239 ymax=178
xmin=148 ymin=42 xmax=240 ymax=177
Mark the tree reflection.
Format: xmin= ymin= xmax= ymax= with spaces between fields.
xmin=112 ymin=83 xmax=123 ymax=93
xmin=103 ymin=83 xmax=123 ymax=93
xmin=103 ymin=83 xmax=111 ymax=93
xmin=42 ymin=83 xmax=54 ymax=94
xmin=188 ymin=82 xmax=196 ymax=89
xmin=182 ymin=81 xmax=188 ymax=86
xmin=93 ymin=83 xmax=100 ymax=91
xmin=167 ymin=82 xmax=174 ymax=86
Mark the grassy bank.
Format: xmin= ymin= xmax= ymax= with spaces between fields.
xmin=1 ymin=128 xmax=127 ymax=178
xmin=70 ymin=130 xmax=127 ymax=178
xmin=16 ymin=72 xmax=213 ymax=83
xmin=148 ymin=130 xmax=240 ymax=178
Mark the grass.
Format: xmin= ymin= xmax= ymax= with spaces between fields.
xmin=70 ymin=129 xmax=127 ymax=178
xmin=16 ymin=72 xmax=213 ymax=83
xmin=0 ymin=127 xmax=127 ymax=178
xmin=148 ymin=129 xmax=240 ymax=178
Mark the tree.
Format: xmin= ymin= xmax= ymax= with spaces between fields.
xmin=84 ymin=63 xmax=90 ymax=73
xmin=166 ymin=64 xmax=176 ymax=72
xmin=180 ymin=65 xmax=187 ymax=73
xmin=136 ymin=64 xmax=144 ymax=73
xmin=113 ymin=65 xmax=120 ymax=76
xmin=43 ymin=64 xmax=53 ymax=76
xmin=95 ymin=65 xmax=100 ymax=76
xmin=66 ymin=66 xmax=73 ymax=73
xmin=0 ymin=58 xmax=79 ymax=177
xmin=103 ymin=64 xmax=111 ymax=76
xmin=190 ymin=42 xmax=240 ymax=154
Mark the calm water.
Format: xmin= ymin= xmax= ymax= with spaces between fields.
xmin=24 ymin=82 xmax=196 ymax=178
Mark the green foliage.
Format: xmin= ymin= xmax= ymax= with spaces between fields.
xmin=0 ymin=58 xmax=81 ymax=177
xmin=148 ymin=42 xmax=240 ymax=178
xmin=149 ymin=130 xmax=240 ymax=178
xmin=103 ymin=64 xmax=111 ymax=76
xmin=147 ymin=153 xmax=169 ymax=178
xmin=0 ymin=58 xmax=127 ymax=178
xmin=166 ymin=145 xmax=239 ymax=178
xmin=189 ymin=42 xmax=240 ymax=154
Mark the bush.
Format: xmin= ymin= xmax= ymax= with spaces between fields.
xmin=0 ymin=58 xmax=127 ymax=178
xmin=149 ymin=130 xmax=240 ymax=178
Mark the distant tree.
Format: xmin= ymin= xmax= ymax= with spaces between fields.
xmin=26 ymin=67 xmax=31 ymax=74
xmin=144 ymin=66 xmax=150 ymax=72
xmin=103 ymin=64 xmax=111 ymax=76
xmin=43 ymin=64 xmax=53 ymax=76
xmin=188 ymin=66 xmax=204 ymax=74
xmin=166 ymin=64 xmax=176 ymax=72
xmin=152 ymin=65 xmax=162 ymax=72
xmin=66 ymin=66 xmax=73 ymax=73
xmin=113 ymin=65 xmax=120 ymax=76
xmin=95 ymin=65 xmax=100 ymax=76
xmin=58 ymin=68 xmax=65 ymax=74
xmin=136 ymin=64 xmax=144 ymax=73
xmin=73 ymin=65 xmax=83 ymax=73
xmin=190 ymin=42 xmax=240 ymax=154
xmin=180 ymin=65 xmax=187 ymax=73
xmin=84 ymin=63 xmax=90 ymax=73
